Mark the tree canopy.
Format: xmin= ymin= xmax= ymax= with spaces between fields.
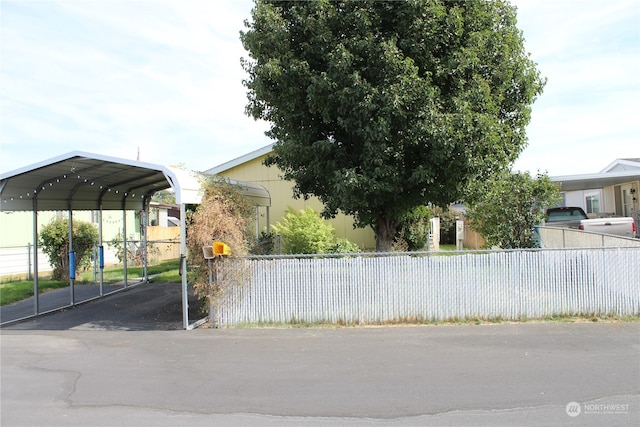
xmin=241 ymin=0 xmax=545 ymax=250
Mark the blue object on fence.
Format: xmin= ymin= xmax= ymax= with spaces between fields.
xmin=99 ymin=245 xmax=104 ymax=269
xmin=69 ymin=251 xmax=76 ymax=279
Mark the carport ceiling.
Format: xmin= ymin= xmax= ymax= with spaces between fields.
xmin=0 ymin=152 xmax=175 ymax=212
xmin=551 ymin=170 xmax=640 ymax=192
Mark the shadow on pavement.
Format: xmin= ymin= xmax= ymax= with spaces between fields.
xmin=1 ymin=282 xmax=204 ymax=331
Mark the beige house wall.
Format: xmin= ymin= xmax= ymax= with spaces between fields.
xmin=563 ymin=179 xmax=639 ymax=218
xmin=214 ymin=155 xmax=377 ymax=251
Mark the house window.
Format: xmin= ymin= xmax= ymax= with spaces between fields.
xmin=585 ymin=194 xmax=600 ymax=214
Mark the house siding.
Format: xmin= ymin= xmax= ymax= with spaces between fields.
xmin=211 ymin=155 xmax=377 ymax=251
xmin=1 ymin=210 xmax=138 ymax=248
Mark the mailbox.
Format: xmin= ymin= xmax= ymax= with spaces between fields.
xmin=213 ymin=241 xmax=231 ymax=256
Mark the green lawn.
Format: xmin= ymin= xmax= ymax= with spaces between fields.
xmin=1 ymin=259 xmax=181 ymax=306
xmin=0 ymin=279 xmax=68 ymax=306
xmin=76 ymin=259 xmax=181 ymax=283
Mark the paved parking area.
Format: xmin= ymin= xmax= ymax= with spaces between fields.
xmin=1 ymin=282 xmax=202 ymax=330
xmin=1 ymin=285 xmax=639 ymax=426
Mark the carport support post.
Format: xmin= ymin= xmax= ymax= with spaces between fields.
xmin=141 ymin=199 xmax=149 ymax=283
xmin=98 ymin=207 xmax=104 ymax=296
xmin=122 ymin=206 xmax=128 ymax=288
xmin=32 ymin=198 xmax=39 ymax=315
xmin=68 ymin=208 xmax=75 ymax=305
xmin=180 ymin=202 xmax=189 ymax=329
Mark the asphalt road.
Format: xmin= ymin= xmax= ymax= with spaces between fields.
xmin=1 ymin=285 xmax=638 ymax=426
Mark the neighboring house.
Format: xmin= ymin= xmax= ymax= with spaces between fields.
xmin=149 ymin=202 xmax=181 ymax=227
xmin=551 ymin=158 xmax=640 ymax=228
xmin=206 ymin=144 xmax=377 ymax=251
xmin=0 ymin=205 xmax=185 ymax=277
xmin=0 ymin=209 xmax=139 ymax=277
xmin=0 ymin=210 xmax=138 ymax=249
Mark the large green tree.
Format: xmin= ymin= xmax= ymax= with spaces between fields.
xmin=241 ymin=0 xmax=545 ymax=251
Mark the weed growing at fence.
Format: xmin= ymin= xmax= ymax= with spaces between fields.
xmin=228 ymin=314 xmax=639 ymax=329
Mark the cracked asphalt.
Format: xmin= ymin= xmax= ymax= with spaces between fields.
xmin=1 ymin=286 xmax=639 ymax=426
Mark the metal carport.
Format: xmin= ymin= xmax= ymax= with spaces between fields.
xmin=0 ymin=151 xmax=270 ymax=329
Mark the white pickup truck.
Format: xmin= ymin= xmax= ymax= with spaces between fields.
xmin=545 ymin=207 xmax=637 ymax=238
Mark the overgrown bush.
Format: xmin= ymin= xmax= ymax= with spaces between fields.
xmin=271 ymin=207 xmax=336 ymax=254
xmin=328 ymin=238 xmax=361 ymax=254
xmin=465 ymin=171 xmax=561 ymax=249
xmin=39 ymin=218 xmax=98 ymax=280
xmin=186 ymin=177 xmax=254 ymax=300
xmin=397 ymin=205 xmax=431 ymax=251
xmin=107 ymin=231 xmax=161 ymax=265
xmin=271 ymin=207 xmax=360 ymax=254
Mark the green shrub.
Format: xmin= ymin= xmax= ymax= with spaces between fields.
xmin=397 ymin=205 xmax=431 ymax=251
xmin=272 ymin=207 xmax=335 ymax=254
xmin=328 ymin=238 xmax=361 ymax=254
xmin=465 ymin=171 xmax=561 ymax=249
xmin=39 ymin=218 xmax=98 ymax=280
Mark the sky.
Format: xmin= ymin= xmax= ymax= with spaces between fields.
xmin=0 ymin=0 xmax=638 ymax=177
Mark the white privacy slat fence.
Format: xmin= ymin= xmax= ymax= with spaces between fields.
xmin=213 ymin=248 xmax=640 ymax=327
xmin=536 ymin=226 xmax=640 ymax=248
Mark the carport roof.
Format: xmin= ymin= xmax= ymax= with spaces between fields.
xmin=551 ymin=170 xmax=640 ymax=192
xmin=0 ymin=152 xmax=183 ymax=212
xmin=1 ymin=151 xmax=271 ymax=213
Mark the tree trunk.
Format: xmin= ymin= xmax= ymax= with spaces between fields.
xmin=375 ymin=217 xmax=399 ymax=252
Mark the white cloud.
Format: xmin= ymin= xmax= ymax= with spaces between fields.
xmin=1 ymin=0 xmax=637 ymax=177
xmin=0 ymin=0 xmax=270 ymax=173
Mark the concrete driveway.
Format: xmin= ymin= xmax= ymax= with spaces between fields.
xmin=1 ymin=285 xmax=639 ymax=426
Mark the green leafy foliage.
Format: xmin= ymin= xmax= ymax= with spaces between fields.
xmin=106 ymin=231 xmax=161 ymax=266
xmin=397 ymin=205 xmax=431 ymax=251
xmin=39 ymin=218 xmax=98 ymax=280
xmin=241 ymin=0 xmax=545 ymax=251
xmin=328 ymin=238 xmax=361 ymax=254
xmin=271 ymin=207 xmax=337 ymax=254
xmin=465 ymin=172 xmax=561 ymax=248
xmin=151 ymin=189 xmax=176 ymax=204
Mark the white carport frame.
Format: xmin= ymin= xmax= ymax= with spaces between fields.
xmin=1 ymin=152 xmax=206 ymax=329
